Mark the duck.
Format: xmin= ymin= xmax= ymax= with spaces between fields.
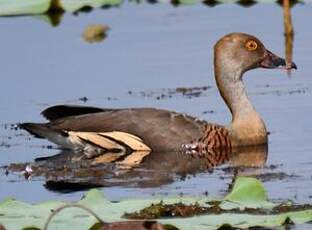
xmin=20 ymin=33 xmax=297 ymax=160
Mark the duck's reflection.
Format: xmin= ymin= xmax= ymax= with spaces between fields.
xmin=7 ymin=144 xmax=267 ymax=192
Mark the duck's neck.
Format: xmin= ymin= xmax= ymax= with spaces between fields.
xmin=214 ymin=66 xmax=267 ymax=146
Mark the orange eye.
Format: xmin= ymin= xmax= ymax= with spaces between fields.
xmin=245 ymin=40 xmax=258 ymax=51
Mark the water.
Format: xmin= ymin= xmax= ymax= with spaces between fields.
xmin=0 ymin=2 xmax=311 ymax=214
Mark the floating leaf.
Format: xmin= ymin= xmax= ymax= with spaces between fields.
xmin=0 ymin=0 xmax=122 ymax=16
xmin=1 ymin=177 xmax=312 ymax=230
xmin=0 ymin=0 xmax=50 ymax=16
xmin=221 ymin=176 xmax=274 ymax=209
xmin=59 ymin=0 xmax=121 ymax=12
xmin=0 ymin=0 xmax=305 ymax=16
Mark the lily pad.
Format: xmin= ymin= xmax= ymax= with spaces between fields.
xmin=58 ymin=0 xmax=121 ymax=12
xmin=0 ymin=0 xmax=122 ymax=16
xmin=1 ymin=177 xmax=312 ymax=230
xmin=0 ymin=0 xmax=50 ymax=16
xmin=0 ymin=0 xmax=306 ymax=16
xmin=221 ymin=176 xmax=274 ymax=209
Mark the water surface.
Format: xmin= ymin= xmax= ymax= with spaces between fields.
xmin=0 ymin=2 xmax=311 ymax=208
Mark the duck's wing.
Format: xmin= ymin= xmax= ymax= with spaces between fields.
xmin=21 ymin=107 xmax=207 ymax=152
xmin=41 ymin=105 xmax=114 ymax=121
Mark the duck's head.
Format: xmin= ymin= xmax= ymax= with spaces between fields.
xmin=214 ymin=33 xmax=297 ymax=76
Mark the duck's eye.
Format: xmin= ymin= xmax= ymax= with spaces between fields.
xmin=245 ymin=40 xmax=258 ymax=51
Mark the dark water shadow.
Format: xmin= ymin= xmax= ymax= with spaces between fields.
xmin=6 ymin=144 xmax=268 ymax=193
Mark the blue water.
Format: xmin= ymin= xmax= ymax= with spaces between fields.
xmin=0 ymin=2 xmax=311 ymax=215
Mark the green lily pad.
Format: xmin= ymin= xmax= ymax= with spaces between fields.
xmin=221 ymin=176 xmax=275 ymax=210
xmin=1 ymin=177 xmax=312 ymax=230
xmin=0 ymin=0 xmax=50 ymax=16
xmin=58 ymin=0 xmax=121 ymax=12
xmin=225 ymin=177 xmax=267 ymax=203
xmin=0 ymin=0 xmax=122 ymax=16
xmin=0 ymin=0 xmax=306 ymax=16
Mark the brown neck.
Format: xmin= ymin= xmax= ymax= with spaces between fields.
xmin=214 ymin=57 xmax=267 ymax=146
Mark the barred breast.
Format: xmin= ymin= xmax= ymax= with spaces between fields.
xmin=182 ymin=124 xmax=232 ymax=168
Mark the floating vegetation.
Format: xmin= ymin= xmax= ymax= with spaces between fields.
xmin=0 ymin=0 xmax=304 ymax=16
xmin=129 ymin=86 xmax=211 ymax=100
xmin=124 ymin=201 xmax=212 ymax=219
xmin=124 ymin=201 xmax=312 ymax=219
xmin=0 ymin=0 xmax=122 ymax=16
xmin=82 ymin=24 xmax=110 ymax=43
xmin=0 ymin=142 xmax=10 ymax=148
xmin=1 ymin=177 xmax=312 ymax=229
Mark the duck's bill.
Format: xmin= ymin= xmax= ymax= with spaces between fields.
xmin=260 ymin=50 xmax=297 ymax=70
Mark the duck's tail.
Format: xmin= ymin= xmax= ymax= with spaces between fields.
xmin=19 ymin=123 xmax=54 ymax=139
xmin=19 ymin=122 xmax=74 ymax=149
